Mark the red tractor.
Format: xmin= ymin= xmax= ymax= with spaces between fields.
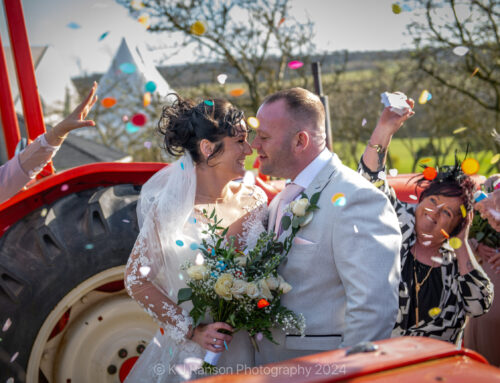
xmin=0 ymin=1 xmax=498 ymax=382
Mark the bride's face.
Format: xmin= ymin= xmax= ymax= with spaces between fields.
xmin=212 ymin=125 xmax=252 ymax=178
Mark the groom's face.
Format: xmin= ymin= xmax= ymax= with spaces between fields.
xmin=253 ymin=100 xmax=297 ymax=178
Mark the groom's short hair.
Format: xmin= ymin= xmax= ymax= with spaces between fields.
xmin=262 ymin=88 xmax=325 ymax=133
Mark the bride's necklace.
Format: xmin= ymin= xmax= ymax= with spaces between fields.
xmin=413 ymin=246 xmax=435 ymax=327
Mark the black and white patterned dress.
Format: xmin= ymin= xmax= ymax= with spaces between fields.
xmin=358 ymin=159 xmax=493 ymax=344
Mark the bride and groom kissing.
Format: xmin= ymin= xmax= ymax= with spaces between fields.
xmin=123 ymin=87 xmax=402 ymax=381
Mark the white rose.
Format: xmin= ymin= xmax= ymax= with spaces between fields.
xmin=290 ymin=198 xmax=309 ymax=217
xmin=279 ymin=281 xmax=292 ymax=294
xmin=265 ymin=276 xmax=280 ymax=290
xmin=214 ymin=274 xmax=234 ymax=300
xmin=231 ymin=279 xmax=247 ymax=299
xmin=245 ymin=282 xmax=260 ymax=299
xmin=186 ymin=265 xmax=207 ymax=280
xmin=258 ymin=279 xmax=273 ymax=300
xmin=234 ymin=255 xmax=248 ymax=267
xmin=300 ymin=212 xmax=314 ymax=227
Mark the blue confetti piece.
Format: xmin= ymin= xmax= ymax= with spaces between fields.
xmin=169 ymin=347 xmax=173 ymax=357
xmin=98 ymin=31 xmax=110 ymax=41
xmin=67 ymin=22 xmax=81 ymax=29
xmin=125 ymin=122 xmax=140 ymax=133
xmin=224 ymin=340 xmax=228 ymax=350
xmin=190 ymin=243 xmax=198 ymax=250
xmin=211 ymin=248 xmax=216 ymax=256
xmin=333 ymin=197 xmax=346 ymax=207
xmin=85 ymin=243 xmax=94 ymax=250
xmin=427 ymin=92 xmax=432 ymax=101
xmin=188 ymin=217 xmax=197 ymax=224
xmin=119 ymin=62 xmax=136 ymax=74
xmin=210 ymin=272 xmax=218 ymax=278
xmin=204 ymin=100 xmax=214 ymax=106
xmin=145 ymin=81 xmax=157 ymax=93
xmin=180 ymin=162 xmax=184 ymax=170
xmin=216 ymin=261 xmax=226 ymax=271
xmin=176 ymin=240 xmax=184 ymax=247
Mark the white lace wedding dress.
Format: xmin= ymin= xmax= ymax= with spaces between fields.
xmin=124 ymin=177 xmax=268 ymax=382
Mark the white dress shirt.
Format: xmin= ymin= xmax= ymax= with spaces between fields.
xmin=292 ymin=147 xmax=333 ymax=190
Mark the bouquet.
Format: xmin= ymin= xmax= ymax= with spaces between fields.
xmin=177 ymin=203 xmax=316 ymax=372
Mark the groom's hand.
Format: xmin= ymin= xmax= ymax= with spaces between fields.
xmin=192 ymin=322 xmax=234 ymax=352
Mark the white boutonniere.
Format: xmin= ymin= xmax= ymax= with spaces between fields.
xmin=282 ymin=191 xmax=320 ymax=232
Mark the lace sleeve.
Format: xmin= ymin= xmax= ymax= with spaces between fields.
xmin=237 ymin=185 xmax=269 ymax=251
xmin=125 ymin=226 xmax=193 ymax=344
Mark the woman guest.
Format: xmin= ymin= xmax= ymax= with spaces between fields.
xmin=358 ymin=93 xmax=493 ymax=344
xmin=0 ymin=82 xmax=98 ymax=204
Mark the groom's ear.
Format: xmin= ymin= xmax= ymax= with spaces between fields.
xmin=293 ymin=131 xmax=310 ymax=153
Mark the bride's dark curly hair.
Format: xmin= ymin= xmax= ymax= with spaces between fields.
xmin=158 ymin=93 xmax=245 ymax=164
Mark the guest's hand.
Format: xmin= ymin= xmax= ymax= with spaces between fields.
xmin=485 ymin=247 xmax=500 ymax=274
xmin=46 ymin=82 xmax=98 ymax=146
xmin=476 ymin=243 xmax=498 ymax=263
xmin=192 ymin=322 xmax=233 ymax=352
xmin=475 ymin=192 xmax=500 ymax=232
xmin=375 ymin=94 xmax=415 ymax=136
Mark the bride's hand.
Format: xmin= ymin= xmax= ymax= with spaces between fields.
xmin=192 ymin=322 xmax=234 ymax=352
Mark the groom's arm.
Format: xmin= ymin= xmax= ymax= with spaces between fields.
xmin=332 ymin=186 xmax=401 ymax=348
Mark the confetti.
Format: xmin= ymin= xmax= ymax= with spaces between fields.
xmin=490 ymin=154 xmax=500 ymax=165
xmin=139 ymin=266 xmax=151 ymax=276
xmin=474 ymin=191 xmax=487 ymax=203
xmin=288 ymin=60 xmax=304 ymax=69
xmin=10 ymin=352 xmax=18 ymax=363
xmin=389 ymin=168 xmax=398 ymax=177
xmin=461 ymin=158 xmax=479 ymax=175
xmin=176 ymin=240 xmax=184 ymax=247
xmin=144 ymin=141 xmax=152 ymax=149
xmin=423 ymin=167 xmax=437 ymax=180
xmin=229 ymin=88 xmax=245 ymax=97
xmin=419 ymin=157 xmax=432 ymax=164
xmin=256 ymin=332 xmax=263 ymax=341
xmin=460 ymin=205 xmax=466 ymax=218
xmin=190 ymin=243 xmax=198 ymax=250
xmin=143 ymin=92 xmax=151 ymax=107
xmin=180 ymin=162 xmax=184 ymax=170
xmin=190 ymin=20 xmax=206 ymax=35
xmin=361 ymin=118 xmax=367 ymax=127
xmin=2 ymin=318 xmax=12 ymax=332
xmin=452 ymin=46 xmax=469 ymax=56
xmin=189 ymin=217 xmax=197 ymax=224
xmin=431 ymin=256 xmax=443 ymax=264
xmin=126 ymin=122 xmax=139 ymax=133
xmin=122 ymin=219 xmax=130 ymax=223
xmin=243 ymin=171 xmax=255 ymax=186
xmin=440 ymin=228 xmax=450 ymax=239
xmin=119 ymin=62 xmax=136 ymax=74
xmin=418 ymin=90 xmax=431 ymax=104
xmin=67 ymin=22 xmax=81 ymax=29
xmin=195 ymin=253 xmax=204 ymax=265
xmin=169 ymin=347 xmax=173 ymax=357
xmin=85 ymin=243 xmax=94 ymax=250
xmin=453 ymin=126 xmax=467 ymax=134
xmin=101 ymin=97 xmax=116 ymax=108
xmin=216 ymin=74 xmax=228 ymax=85
xmin=247 ymin=117 xmax=260 ymax=129
xmin=178 ymin=273 xmax=184 ymax=281
xmin=160 ymin=328 xmax=165 ymax=335
xmin=131 ymin=113 xmax=147 ymax=126
xmin=331 ymin=193 xmax=346 ymax=206
xmin=122 ymin=115 xmax=129 ymax=122
xmin=153 ymin=337 xmax=161 ymax=347
xmin=138 ymin=14 xmax=150 ymax=27
xmin=224 ymin=340 xmax=228 ymax=350
xmin=422 ymin=233 xmax=434 ymax=238
xmin=471 ymin=67 xmax=479 ymax=77
xmin=449 ymin=237 xmax=462 ymax=249
xmin=353 ymin=225 xmax=359 ymax=233
xmin=98 ymin=31 xmax=110 ymax=41
xmin=278 ymin=17 xmax=286 ymax=26
xmin=422 ymin=241 xmax=432 ymax=246
xmin=428 ymin=307 xmax=441 ymax=317
xmin=409 ymin=194 xmax=418 ymax=200
xmin=392 ymin=3 xmax=402 ymax=14
xmin=131 ymin=0 xmax=143 ymax=10
xmin=377 ymin=171 xmax=387 ymax=180
xmin=144 ymin=81 xmax=157 ymax=93
xmin=40 ymin=208 xmax=48 ymax=217
xmin=257 ymin=299 xmax=270 ymax=308
xmin=61 ymin=184 xmax=69 ymax=192
xmin=204 ymin=100 xmax=214 ymax=106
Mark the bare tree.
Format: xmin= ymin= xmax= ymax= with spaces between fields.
xmin=117 ymin=0 xmax=315 ymax=112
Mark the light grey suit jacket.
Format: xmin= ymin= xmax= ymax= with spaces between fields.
xmin=256 ymin=153 xmax=402 ymax=365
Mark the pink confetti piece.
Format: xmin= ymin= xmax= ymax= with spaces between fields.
xmin=288 ymin=60 xmax=304 ymax=69
xmin=61 ymin=184 xmax=69 ymax=192
xmin=144 ymin=141 xmax=152 ymax=149
xmin=10 ymin=351 xmax=18 ymax=363
xmin=2 ymin=318 xmax=12 ymax=332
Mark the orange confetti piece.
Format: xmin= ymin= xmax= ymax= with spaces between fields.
xmin=160 ymin=328 xmax=165 ymax=335
xmin=461 ymin=158 xmax=480 ymax=175
xmin=143 ymin=92 xmax=151 ymax=107
xmin=101 ymin=97 xmax=117 ymax=108
xmin=420 ymin=157 xmax=432 ymax=164
xmin=278 ymin=17 xmax=285 ymax=26
xmin=229 ymin=88 xmax=245 ymax=97
xmin=440 ymin=228 xmax=450 ymax=239
xmin=257 ymin=299 xmax=270 ymax=309
xmin=423 ymin=167 xmax=437 ymax=180
xmin=471 ymin=67 xmax=479 ymax=77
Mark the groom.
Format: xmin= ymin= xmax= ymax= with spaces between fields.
xmin=252 ymin=88 xmax=402 ymax=364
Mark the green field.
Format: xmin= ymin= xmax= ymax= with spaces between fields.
xmin=245 ymin=136 xmax=499 ymax=177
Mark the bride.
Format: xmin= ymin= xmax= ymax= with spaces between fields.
xmin=124 ymin=95 xmax=268 ymax=382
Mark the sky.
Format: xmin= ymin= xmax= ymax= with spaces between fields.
xmin=0 ymin=0 xmax=422 ymax=78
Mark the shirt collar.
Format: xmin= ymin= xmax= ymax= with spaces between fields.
xmin=292 ymin=148 xmax=332 ymax=189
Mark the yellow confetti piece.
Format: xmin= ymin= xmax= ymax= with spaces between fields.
xmin=461 ymin=158 xmax=480 ymax=175
xmin=143 ymin=92 xmax=151 ymax=107
xmin=331 ymin=193 xmax=346 ymax=206
xmin=374 ymin=180 xmax=385 ymax=188
xmin=419 ymin=157 xmax=432 ymax=164
xmin=491 ymin=153 xmax=500 ymax=165
xmin=138 ymin=14 xmax=150 ymax=28
xmin=471 ymin=67 xmax=479 ymax=77
xmin=40 ymin=208 xmax=48 ymax=217
xmin=392 ymin=3 xmax=402 ymax=14
xmin=418 ymin=90 xmax=430 ymax=104
xmin=428 ymin=307 xmax=441 ymax=318
xmin=449 ymin=237 xmax=462 ymax=249
xmin=190 ymin=20 xmax=206 ymax=36
xmin=453 ymin=126 xmax=467 ymax=134
xmin=460 ymin=204 xmax=466 ymax=218
xmin=247 ymin=117 xmax=260 ymax=129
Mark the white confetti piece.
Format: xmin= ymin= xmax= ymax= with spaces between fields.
xmin=409 ymin=194 xmax=418 ymax=200
xmin=377 ymin=171 xmax=387 ymax=180
xmin=10 ymin=351 xmax=18 ymax=363
xmin=353 ymin=225 xmax=359 ymax=233
xmin=389 ymin=168 xmax=398 ymax=177
xmin=217 ymin=74 xmax=227 ymax=84
xmin=139 ymin=266 xmax=151 ymax=276
xmin=195 ymin=253 xmax=204 ymax=265
xmin=431 ymin=256 xmax=443 ymax=264
xmin=243 ymin=171 xmax=255 ymax=186
xmin=122 ymin=219 xmax=130 ymax=223
xmin=422 ymin=241 xmax=432 ymax=246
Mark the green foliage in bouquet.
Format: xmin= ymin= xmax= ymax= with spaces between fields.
xmin=177 ymin=208 xmax=305 ymax=350
xmin=470 ymin=184 xmax=500 ymax=249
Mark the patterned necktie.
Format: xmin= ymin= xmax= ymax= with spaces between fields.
xmin=274 ymin=183 xmax=305 ymax=236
